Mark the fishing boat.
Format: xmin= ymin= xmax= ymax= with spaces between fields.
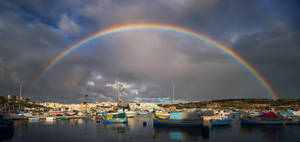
xmin=240 ymin=112 xmax=285 ymax=125
xmin=210 ymin=119 xmax=231 ymax=126
xmin=210 ymin=115 xmax=231 ymax=126
xmin=102 ymin=113 xmax=128 ymax=124
xmin=210 ymin=112 xmax=231 ymax=126
xmin=138 ymin=111 xmax=149 ymax=115
xmin=156 ymin=112 xmax=170 ymax=118
xmin=284 ymin=114 xmax=300 ymax=125
xmin=285 ymin=116 xmax=300 ymax=125
xmin=46 ymin=117 xmax=55 ymax=121
xmin=15 ymin=111 xmax=30 ymax=117
xmin=125 ymin=111 xmax=137 ymax=118
xmin=28 ymin=117 xmax=39 ymax=122
xmin=61 ymin=116 xmax=70 ymax=120
xmin=153 ymin=112 xmax=203 ymax=127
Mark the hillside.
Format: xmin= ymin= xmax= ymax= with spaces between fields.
xmin=158 ymin=98 xmax=300 ymax=110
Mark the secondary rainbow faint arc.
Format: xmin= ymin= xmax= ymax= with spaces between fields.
xmin=31 ymin=23 xmax=279 ymax=100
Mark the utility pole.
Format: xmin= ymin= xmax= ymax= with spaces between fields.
xmin=19 ymin=81 xmax=22 ymax=111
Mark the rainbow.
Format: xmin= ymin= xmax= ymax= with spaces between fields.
xmin=31 ymin=23 xmax=279 ymax=100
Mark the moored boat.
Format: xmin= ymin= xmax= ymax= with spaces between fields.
xmin=102 ymin=113 xmax=128 ymax=124
xmin=211 ymin=111 xmax=231 ymax=126
xmin=137 ymin=111 xmax=149 ymax=115
xmin=240 ymin=112 xmax=285 ymax=125
xmin=61 ymin=116 xmax=70 ymax=120
xmin=285 ymin=116 xmax=300 ymax=125
xmin=28 ymin=117 xmax=39 ymax=122
xmin=153 ymin=112 xmax=203 ymax=127
xmin=156 ymin=112 xmax=170 ymax=118
xmin=210 ymin=119 xmax=231 ymax=126
xmin=46 ymin=117 xmax=55 ymax=121
xmin=210 ymin=117 xmax=231 ymax=126
xmin=125 ymin=111 xmax=137 ymax=118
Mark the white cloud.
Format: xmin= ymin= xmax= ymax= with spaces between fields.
xmin=105 ymin=80 xmax=132 ymax=90
xmin=96 ymin=75 xmax=102 ymax=80
xmin=58 ymin=14 xmax=80 ymax=35
xmin=87 ymin=81 xmax=95 ymax=86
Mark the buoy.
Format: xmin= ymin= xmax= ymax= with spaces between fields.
xmin=143 ymin=121 xmax=147 ymax=127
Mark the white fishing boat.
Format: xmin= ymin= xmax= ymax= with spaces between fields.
xmin=138 ymin=111 xmax=149 ymax=115
xmin=46 ymin=117 xmax=55 ymax=121
xmin=28 ymin=117 xmax=39 ymax=122
xmin=125 ymin=111 xmax=137 ymax=118
xmin=156 ymin=112 xmax=170 ymax=118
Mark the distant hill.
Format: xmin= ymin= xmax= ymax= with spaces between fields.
xmin=158 ymin=98 xmax=300 ymax=110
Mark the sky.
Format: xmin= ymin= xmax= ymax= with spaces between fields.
xmin=0 ymin=0 xmax=299 ymax=103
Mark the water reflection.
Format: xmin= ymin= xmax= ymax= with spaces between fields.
xmin=102 ymin=123 xmax=129 ymax=134
xmin=44 ymin=120 xmax=55 ymax=125
xmin=240 ymin=125 xmax=283 ymax=140
xmin=211 ymin=125 xmax=232 ymax=132
xmin=0 ymin=129 xmax=14 ymax=141
xmin=152 ymin=125 xmax=207 ymax=141
xmin=5 ymin=117 xmax=300 ymax=142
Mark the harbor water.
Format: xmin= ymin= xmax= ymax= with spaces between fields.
xmin=2 ymin=115 xmax=300 ymax=142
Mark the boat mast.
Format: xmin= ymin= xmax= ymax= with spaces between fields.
xmin=172 ymin=83 xmax=175 ymax=104
xmin=84 ymin=86 xmax=88 ymax=114
xmin=19 ymin=81 xmax=22 ymax=110
xmin=117 ymin=80 xmax=120 ymax=103
xmin=19 ymin=82 xmax=22 ymax=100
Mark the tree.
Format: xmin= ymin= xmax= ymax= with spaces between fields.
xmin=0 ymin=96 xmax=8 ymax=112
xmin=25 ymin=98 xmax=30 ymax=103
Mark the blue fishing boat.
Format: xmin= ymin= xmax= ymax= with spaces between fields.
xmin=153 ymin=112 xmax=203 ymax=127
xmin=102 ymin=113 xmax=128 ymax=124
xmin=210 ymin=119 xmax=231 ymax=126
xmin=240 ymin=112 xmax=285 ymax=125
xmin=60 ymin=116 xmax=70 ymax=120
xmin=285 ymin=115 xmax=300 ymax=124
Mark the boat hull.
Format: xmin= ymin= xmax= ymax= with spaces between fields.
xmin=61 ymin=117 xmax=70 ymax=120
xmin=125 ymin=112 xmax=137 ymax=118
xmin=102 ymin=118 xmax=128 ymax=124
xmin=240 ymin=116 xmax=284 ymax=125
xmin=153 ymin=114 xmax=203 ymax=127
xmin=46 ymin=117 xmax=55 ymax=121
xmin=28 ymin=117 xmax=39 ymax=122
xmin=284 ymin=116 xmax=300 ymax=125
xmin=210 ymin=119 xmax=231 ymax=126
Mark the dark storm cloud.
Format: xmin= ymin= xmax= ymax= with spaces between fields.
xmin=233 ymin=24 xmax=300 ymax=98
xmin=0 ymin=0 xmax=299 ymax=103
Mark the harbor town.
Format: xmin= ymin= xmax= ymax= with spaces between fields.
xmin=1 ymin=95 xmax=300 ymax=124
xmin=1 ymin=95 xmax=300 ymax=141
